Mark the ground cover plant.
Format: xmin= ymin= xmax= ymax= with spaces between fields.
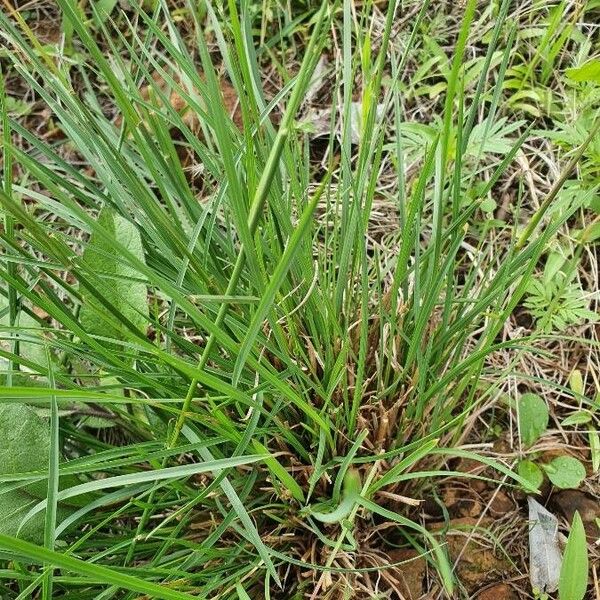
xmin=0 ymin=0 xmax=598 ymax=598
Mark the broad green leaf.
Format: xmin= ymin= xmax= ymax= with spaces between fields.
xmin=480 ymin=197 xmax=496 ymax=213
xmin=518 ymin=393 xmax=549 ymax=447
xmin=517 ymin=460 xmax=544 ymax=491
xmin=559 ymin=511 xmax=588 ymax=600
xmin=0 ymin=404 xmax=71 ymax=542
xmin=543 ymin=251 xmax=566 ymax=283
xmin=0 ymin=403 xmax=52 ymax=498
xmin=0 ymin=488 xmax=48 ymax=544
xmin=78 ymin=415 xmax=116 ymax=428
xmin=543 ymin=456 xmax=586 ymax=489
xmin=566 ymin=60 xmax=600 ymax=84
xmin=79 ymin=207 xmax=148 ymax=342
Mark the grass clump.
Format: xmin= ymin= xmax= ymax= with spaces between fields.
xmin=0 ymin=0 xmax=598 ymax=598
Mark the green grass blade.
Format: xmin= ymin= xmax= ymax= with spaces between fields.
xmin=0 ymin=533 xmax=200 ymax=600
xmin=41 ymin=349 xmax=59 ymax=600
xmin=559 ymin=511 xmax=589 ymax=600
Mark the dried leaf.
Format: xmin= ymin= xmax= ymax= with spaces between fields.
xmin=528 ymin=497 xmax=562 ymax=595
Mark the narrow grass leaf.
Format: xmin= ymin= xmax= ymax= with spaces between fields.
xmin=42 ymin=349 xmax=59 ymax=600
xmin=559 ymin=511 xmax=588 ymax=600
xmin=0 ymin=533 xmax=200 ymax=600
xmin=232 ymin=177 xmax=329 ymax=385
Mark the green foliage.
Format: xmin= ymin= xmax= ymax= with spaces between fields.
xmin=543 ymin=114 xmax=600 ymax=182
xmin=523 ymin=252 xmax=599 ymax=333
xmin=79 ymin=206 xmax=148 ymax=343
xmin=517 ymin=459 xmax=544 ymax=491
xmin=0 ymin=297 xmax=46 ymax=370
xmin=0 ymin=404 xmax=70 ymax=542
xmin=2 ymin=95 xmax=32 ymax=117
xmin=236 ymin=583 xmax=253 ymax=600
xmin=0 ymin=404 xmax=52 ymax=499
xmin=518 ymin=393 xmax=549 ymax=447
xmin=559 ymin=511 xmax=589 ymax=600
xmin=0 ymin=532 xmax=199 ymax=599
xmin=524 ymin=277 xmax=597 ymax=332
xmin=568 ymin=369 xmax=584 ymax=396
xmin=561 ymin=411 xmax=591 ymax=426
xmin=566 ymin=59 xmax=600 ymax=84
xmin=93 ymin=0 xmax=119 ymax=23
xmin=543 ymin=456 xmax=587 ymax=489
xmin=0 ymin=0 xmax=596 ymax=596
xmin=307 ymin=468 xmax=361 ymax=524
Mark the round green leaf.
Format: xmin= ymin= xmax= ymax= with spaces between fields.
xmin=517 ymin=459 xmax=544 ymax=491
xmin=543 ymin=456 xmax=586 ymax=489
xmin=480 ymin=197 xmax=496 ymax=213
xmin=518 ymin=393 xmax=549 ymax=447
